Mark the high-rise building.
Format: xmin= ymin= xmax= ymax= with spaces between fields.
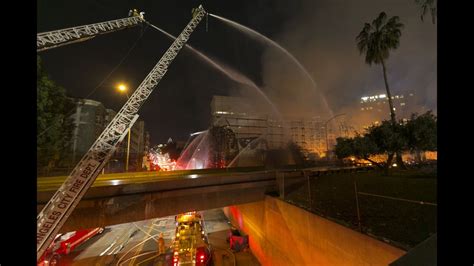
xmin=359 ymin=91 xmax=417 ymax=125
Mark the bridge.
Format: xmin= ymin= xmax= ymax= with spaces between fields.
xmin=37 ymin=166 xmax=373 ymax=233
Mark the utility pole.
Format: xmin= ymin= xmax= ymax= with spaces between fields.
xmin=126 ymin=127 xmax=131 ymax=172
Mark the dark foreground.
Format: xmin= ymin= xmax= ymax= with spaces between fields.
xmin=284 ymin=165 xmax=437 ymax=249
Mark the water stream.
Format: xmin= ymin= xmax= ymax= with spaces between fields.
xmin=208 ymin=14 xmax=333 ymax=117
xmin=145 ymin=21 xmax=282 ymax=118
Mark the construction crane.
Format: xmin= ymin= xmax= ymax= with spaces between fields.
xmin=36 ymin=5 xmax=207 ymax=260
xmin=37 ymin=9 xmax=145 ymax=52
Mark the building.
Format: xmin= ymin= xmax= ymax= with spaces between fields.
xmin=210 ymin=95 xmax=285 ymax=149
xmin=289 ymin=119 xmax=327 ymax=156
xmin=359 ymin=91 xmax=417 ymax=125
xmin=69 ymin=98 xmax=148 ymax=172
xmin=210 ymin=95 xmax=332 ymax=158
xmin=70 ymin=99 xmax=107 ymax=164
xmin=129 ymin=120 xmax=146 ymax=171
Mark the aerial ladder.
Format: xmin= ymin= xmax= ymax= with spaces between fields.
xmin=36 ymin=5 xmax=207 ymax=260
xmin=37 ymin=9 xmax=145 ymax=52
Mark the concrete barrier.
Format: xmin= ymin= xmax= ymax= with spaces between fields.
xmin=224 ymin=196 xmax=405 ymax=266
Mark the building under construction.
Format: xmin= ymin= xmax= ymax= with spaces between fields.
xmin=210 ymin=95 xmax=338 ymax=158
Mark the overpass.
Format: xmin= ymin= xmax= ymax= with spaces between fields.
xmin=37 ymin=166 xmax=373 ymax=233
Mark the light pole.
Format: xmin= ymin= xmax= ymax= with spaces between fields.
xmin=324 ymin=113 xmax=345 ymax=160
xmin=117 ymin=83 xmax=131 ymax=172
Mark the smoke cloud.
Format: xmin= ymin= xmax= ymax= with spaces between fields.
xmin=257 ymin=0 xmax=437 ymax=127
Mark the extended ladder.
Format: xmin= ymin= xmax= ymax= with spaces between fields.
xmin=37 ymin=11 xmax=145 ymax=52
xmin=36 ymin=5 xmax=207 ymax=259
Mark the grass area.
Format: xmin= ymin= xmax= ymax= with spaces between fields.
xmin=284 ymin=167 xmax=437 ymax=249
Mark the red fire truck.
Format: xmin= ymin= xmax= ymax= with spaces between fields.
xmin=38 ymin=227 xmax=104 ymax=265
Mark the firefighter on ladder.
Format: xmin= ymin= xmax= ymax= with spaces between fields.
xmin=191 ymin=6 xmax=200 ymax=18
xmin=128 ymin=8 xmax=139 ymax=17
xmin=157 ymin=232 xmax=165 ymax=255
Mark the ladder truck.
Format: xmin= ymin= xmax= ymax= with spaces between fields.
xmin=37 ymin=9 xmax=145 ymax=52
xmin=36 ymin=5 xmax=207 ymax=260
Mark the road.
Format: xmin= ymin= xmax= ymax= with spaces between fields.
xmin=56 ymin=216 xmax=175 ymax=265
xmin=55 ymin=208 xmax=257 ymax=266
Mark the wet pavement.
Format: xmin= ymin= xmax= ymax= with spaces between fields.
xmin=57 ymin=208 xmax=259 ymax=266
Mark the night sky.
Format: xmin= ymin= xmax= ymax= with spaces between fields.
xmin=37 ymin=0 xmax=437 ymax=144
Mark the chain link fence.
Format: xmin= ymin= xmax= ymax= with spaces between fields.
xmin=278 ymin=165 xmax=437 ymax=249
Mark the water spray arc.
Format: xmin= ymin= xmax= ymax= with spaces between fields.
xmin=208 ymin=13 xmax=333 ymax=117
xmin=145 ymin=21 xmax=282 ymax=119
xmin=226 ymin=135 xmax=267 ymax=168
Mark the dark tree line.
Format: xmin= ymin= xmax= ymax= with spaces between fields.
xmin=37 ymin=56 xmax=75 ymax=174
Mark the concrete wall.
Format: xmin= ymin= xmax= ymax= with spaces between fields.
xmin=224 ymin=196 xmax=405 ymax=266
xmin=38 ymin=181 xmax=274 ymax=233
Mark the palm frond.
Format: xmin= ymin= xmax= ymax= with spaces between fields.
xmin=374 ymin=12 xmax=387 ymax=30
xmin=416 ymin=0 xmax=437 ymax=24
xmin=355 ymin=11 xmax=404 ymax=65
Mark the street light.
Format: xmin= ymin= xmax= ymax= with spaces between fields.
xmin=324 ymin=113 xmax=346 ymax=161
xmin=116 ymin=83 xmax=131 ymax=172
xmin=117 ymin=84 xmax=127 ymax=92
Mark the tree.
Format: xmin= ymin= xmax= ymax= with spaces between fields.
xmin=366 ymin=121 xmax=407 ymax=171
xmin=335 ymin=121 xmax=407 ymax=174
xmin=335 ymin=114 xmax=436 ymax=174
xmin=356 ymin=12 xmax=405 ymax=167
xmin=415 ymin=0 xmax=437 ymax=24
xmin=288 ymin=142 xmax=307 ymax=166
xmin=37 ymin=56 xmax=75 ymax=174
xmin=335 ymin=135 xmax=382 ymax=168
xmin=356 ymin=12 xmax=404 ymax=125
xmin=209 ymin=125 xmax=238 ymax=167
xmin=335 ymin=137 xmax=355 ymax=159
xmin=404 ymin=111 xmax=437 ymax=162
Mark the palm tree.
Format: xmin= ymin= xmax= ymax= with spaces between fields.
xmin=357 ymin=12 xmax=405 ymax=169
xmin=415 ymin=0 xmax=437 ymax=24
xmin=356 ymin=11 xmax=404 ymax=125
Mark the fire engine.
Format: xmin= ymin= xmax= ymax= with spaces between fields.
xmin=38 ymin=227 xmax=104 ymax=265
xmin=172 ymin=212 xmax=212 ymax=266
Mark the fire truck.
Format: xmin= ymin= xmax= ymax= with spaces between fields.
xmin=172 ymin=212 xmax=212 ymax=266
xmin=37 ymin=227 xmax=104 ymax=266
